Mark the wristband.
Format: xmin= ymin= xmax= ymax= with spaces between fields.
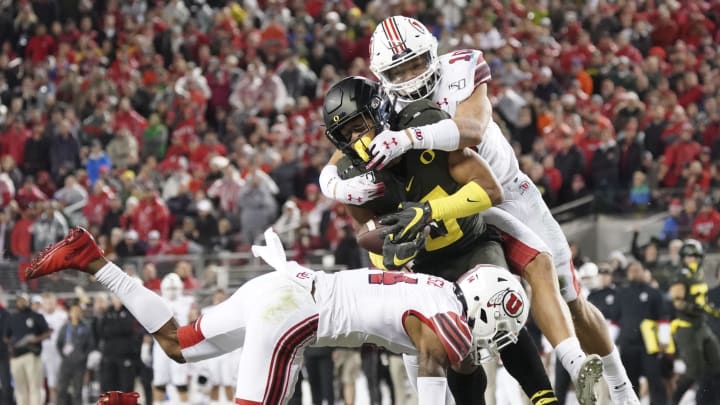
xmin=410 ymin=119 xmax=460 ymax=151
xmin=319 ymin=165 xmax=340 ymax=199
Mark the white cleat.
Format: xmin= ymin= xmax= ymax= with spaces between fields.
xmin=575 ymin=354 xmax=604 ymax=405
xmin=608 ymin=381 xmax=641 ymax=405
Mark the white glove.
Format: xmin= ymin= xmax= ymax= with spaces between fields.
xmin=367 ymin=128 xmax=412 ymax=170
xmin=330 ymin=172 xmax=385 ymax=205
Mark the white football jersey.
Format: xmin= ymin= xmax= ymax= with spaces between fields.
xmin=41 ymin=309 xmax=68 ymax=353
xmin=168 ymin=295 xmax=194 ymax=325
xmin=313 ymin=269 xmax=471 ymax=365
xmin=395 ymin=49 xmax=520 ymax=188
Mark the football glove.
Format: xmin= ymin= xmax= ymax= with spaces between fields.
xmin=379 ymin=202 xmax=432 ymax=243
xmin=331 ymin=172 xmax=385 ymax=205
xmin=382 ymin=232 xmax=426 ymax=271
xmin=367 ymin=128 xmax=412 ymax=170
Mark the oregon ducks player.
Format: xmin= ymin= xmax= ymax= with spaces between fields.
xmin=668 ymin=239 xmax=720 ymax=404
xmin=322 ymin=76 xmax=574 ymax=405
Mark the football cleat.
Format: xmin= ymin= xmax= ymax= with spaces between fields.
xmin=26 ymin=227 xmax=104 ymax=280
xmin=575 ymin=354 xmax=604 ymax=405
xmin=608 ymin=381 xmax=641 ymax=405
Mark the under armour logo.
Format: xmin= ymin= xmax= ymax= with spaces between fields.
xmin=347 ymin=194 xmax=363 ymax=203
xmin=436 ymin=98 xmax=449 ymax=108
xmin=383 ymin=138 xmax=398 ymax=150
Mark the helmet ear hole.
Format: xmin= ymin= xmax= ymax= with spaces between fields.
xmin=479 ymin=308 xmax=488 ymax=324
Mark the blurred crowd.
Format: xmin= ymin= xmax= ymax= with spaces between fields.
xmin=0 ymin=0 xmax=719 ymax=281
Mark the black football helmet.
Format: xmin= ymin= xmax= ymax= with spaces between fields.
xmin=680 ymin=239 xmax=704 ymax=260
xmin=322 ymin=76 xmax=392 ymax=166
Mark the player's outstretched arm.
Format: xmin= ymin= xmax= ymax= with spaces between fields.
xmin=404 ymin=314 xmax=450 ymax=405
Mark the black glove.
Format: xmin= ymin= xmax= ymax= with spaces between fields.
xmin=382 ymin=232 xmax=425 ymax=270
xmin=378 ymin=202 xmax=432 ymax=243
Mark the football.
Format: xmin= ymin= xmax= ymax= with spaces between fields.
xmin=357 ymin=218 xmax=389 ymax=255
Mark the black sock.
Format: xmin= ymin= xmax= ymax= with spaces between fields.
xmin=500 ymin=327 xmax=559 ymax=404
xmin=447 ymin=366 xmax=487 ymax=405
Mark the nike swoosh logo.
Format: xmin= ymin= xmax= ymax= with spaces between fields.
xmin=393 ymin=251 xmax=418 ymax=267
xmin=399 ymin=207 xmax=424 ymax=239
xmin=405 ymin=176 xmax=414 ymax=192
xmin=466 ymin=198 xmax=482 ymax=203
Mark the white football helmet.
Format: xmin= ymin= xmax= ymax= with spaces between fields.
xmin=369 ymin=16 xmax=440 ymax=102
xmin=160 ymin=273 xmax=184 ymax=300
xmin=457 ymin=265 xmax=529 ymax=364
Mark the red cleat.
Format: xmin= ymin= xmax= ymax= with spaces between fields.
xmin=26 ymin=227 xmax=105 ymax=280
xmin=97 ymin=391 xmax=140 ymax=405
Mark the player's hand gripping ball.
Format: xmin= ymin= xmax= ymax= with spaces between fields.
xmin=378 ymin=202 xmax=433 ymax=242
xmin=382 ymin=231 xmax=426 ymax=270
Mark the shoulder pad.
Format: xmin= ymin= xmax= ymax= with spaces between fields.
xmin=391 ymin=99 xmax=451 ymax=130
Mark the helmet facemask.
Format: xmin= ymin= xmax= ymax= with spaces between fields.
xmin=377 ymin=51 xmax=440 ymax=103
xmin=325 ymin=94 xmax=392 ymax=168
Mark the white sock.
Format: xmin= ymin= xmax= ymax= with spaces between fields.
xmin=94 ymin=261 xmax=174 ymax=333
xmin=555 ymin=337 xmax=586 ymax=381
xmin=602 ymin=347 xmax=631 ymax=392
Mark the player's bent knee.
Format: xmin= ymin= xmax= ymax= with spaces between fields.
xmin=524 ymin=253 xmax=555 ymax=281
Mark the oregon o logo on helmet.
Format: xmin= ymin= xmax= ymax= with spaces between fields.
xmin=502 ymin=290 xmax=524 ymax=318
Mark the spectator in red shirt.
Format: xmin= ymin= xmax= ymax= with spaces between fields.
xmin=15 ymin=176 xmax=48 ymax=210
xmin=651 ymin=5 xmax=679 ymax=48
xmin=660 ymin=123 xmax=702 ymax=187
xmin=174 ymin=260 xmax=200 ymax=292
xmin=0 ymin=173 xmax=15 ymax=208
xmin=25 ymin=24 xmax=56 ymax=63
xmin=112 ymin=98 xmax=148 ymax=144
xmin=10 ymin=209 xmax=34 ymax=281
xmin=82 ymin=180 xmax=115 ymax=227
xmin=691 ymin=198 xmax=720 ymax=246
xmin=160 ymin=228 xmax=200 ymax=255
xmin=142 ymin=262 xmax=161 ymax=292
xmin=678 ymin=72 xmax=704 ymax=108
xmin=542 ymin=154 xmax=563 ymax=195
xmin=144 ymin=230 xmax=165 ymax=256
xmin=0 ymin=116 xmax=31 ymax=167
xmin=130 ymin=186 xmax=170 ymax=241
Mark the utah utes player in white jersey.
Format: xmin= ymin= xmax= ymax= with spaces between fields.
xmin=319 ymin=15 xmax=638 ymax=404
xmin=153 ymin=273 xmax=193 ymax=404
xmin=25 ymin=227 xmax=529 ymax=405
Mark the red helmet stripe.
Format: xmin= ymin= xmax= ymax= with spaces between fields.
xmin=389 ymin=17 xmax=406 ymax=51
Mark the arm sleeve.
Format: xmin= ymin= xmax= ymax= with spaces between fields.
xmin=473 ymin=51 xmax=491 ymax=88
